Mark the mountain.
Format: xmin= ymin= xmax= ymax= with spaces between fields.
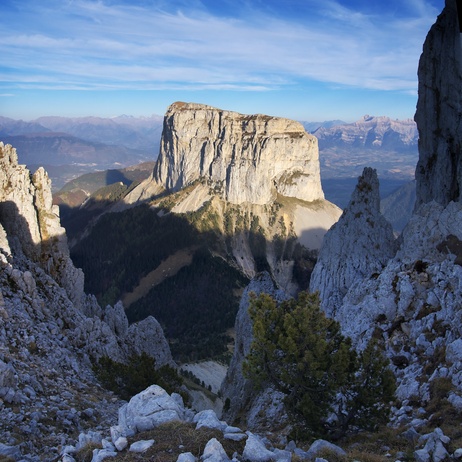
xmin=316 ymin=115 xmax=418 ymax=182
xmin=35 ymin=114 xmax=163 ymax=151
xmin=69 ymin=102 xmax=341 ymax=362
xmin=0 ymin=141 xmax=173 ymax=458
xmin=1 ymin=132 xmax=152 ymax=167
xmin=309 ymin=0 xmax=462 ymax=435
xmin=0 ymin=115 xmax=164 ymax=192
xmin=300 ymin=119 xmax=346 ymax=133
xmin=0 ymin=116 xmax=49 ymax=135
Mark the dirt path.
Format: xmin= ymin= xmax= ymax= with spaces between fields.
xmin=121 ymin=246 xmax=197 ymax=308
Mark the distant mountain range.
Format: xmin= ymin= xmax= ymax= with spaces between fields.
xmin=0 ymin=113 xmax=418 ymax=205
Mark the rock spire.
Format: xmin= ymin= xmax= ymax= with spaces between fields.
xmin=153 ymin=102 xmax=324 ymax=205
xmin=414 ymin=0 xmax=462 ymax=208
xmin=309 ymin=167 xmax=397 ymax=316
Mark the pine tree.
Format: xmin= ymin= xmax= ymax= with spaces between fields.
xmin=243 ymin=291 xmax=395 ymax=439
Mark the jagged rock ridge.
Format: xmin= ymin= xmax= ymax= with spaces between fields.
xmin=310 ymin=167 xmax=397 ymax=317
xmin=314 ymin=115 xmax=418 ymax=151
xmin=308 ymin=0 xmax=462 ymax=422
xmin=0 ymin=142 xmax=173 ymax=459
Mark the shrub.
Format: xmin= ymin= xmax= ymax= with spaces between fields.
xmin=93 ymin=352 xmax=183 ymax=401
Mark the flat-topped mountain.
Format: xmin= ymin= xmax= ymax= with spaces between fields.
xmin=70 ymin=103 xmax=341 ymax=360
xmin=153 ymin=102 xmax=324 ymax=205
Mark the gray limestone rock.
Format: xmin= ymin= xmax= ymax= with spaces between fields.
xmin=310 ymin=167 xmax=397 ymax=317
xmin=242 ymin=432 xmax=275 ymax=462
xmin=154 ymin=102 xmax=324 ymax=205
xmin=129 ymin=439 xmax=155 ymax=453
xmin=125 ymin=315 xmax=174 ymax=367
xmin=415 ymin=0 xmax=462 ymax=208
xmin=193 ymin=409 xmax=226 ymax=431
xmin=118 ymin=385 xmax=185 ymax=436
xmin=201 ymin=438 xmax=230 ymax=462
xmin=306 ymin=440 xmax=347 ymax=459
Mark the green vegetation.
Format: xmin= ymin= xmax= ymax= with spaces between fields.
xmin=71 ymin=204 xmax=203 ymax=307
xmin=71 ymin=204 xmax=248 ymax=361
xmin=126 ymin=247 xmax=248 ymax=362
xmin=92 ymin=352 xmax=183 ymax=401
xmin=243 ymin=291 xmax=396 ymax=440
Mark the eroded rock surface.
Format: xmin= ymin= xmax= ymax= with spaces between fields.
xmin=153 ymin=102 xmax=324 ymax=205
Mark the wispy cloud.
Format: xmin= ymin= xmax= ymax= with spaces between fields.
xmin=0 ymin=0 xmax=443 ymax=93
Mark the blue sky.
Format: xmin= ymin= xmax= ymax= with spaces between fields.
xmin=0 ymin=0 xmax=445 ymax=122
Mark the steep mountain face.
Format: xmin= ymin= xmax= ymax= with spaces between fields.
xmin=120 ymin=102 xmax=340 ymax=290
xmin=154 ymin=102 xmax=324 ymax=205
xmin=310 ymin=167 xmax=397 ymax=318
xmin=380 ymin=180 xmax=416 ymax=233
xmin=315 ymin=115 xmax=418 ymax=151
xmin=414 ymin=0 xmax=462 ymax=208
xmin=309 ymin=0 xmax=462 ymax=419
xmin=0 ymin=142 xmax=172 ymax=458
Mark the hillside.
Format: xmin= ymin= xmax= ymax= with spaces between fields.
xmin=68 ymin=103 xmax=341 ymax=362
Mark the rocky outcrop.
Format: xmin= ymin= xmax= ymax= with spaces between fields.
xmin=307 ymin=0 xmax=462 ymax=423
xmin=0 ymin=142 xmax=85 ymax=308
xmin=310 ymin=167 xmax=397 ymax=316
xmin=153 ymin=102 xmax=324 ymax=205
xmin=220 ymin=272 xmax=289 ymax=431
xmin=414 ymin=0 xmax=462 ymax=208
xmin=0 ymin=142 xmax=173 ymax=459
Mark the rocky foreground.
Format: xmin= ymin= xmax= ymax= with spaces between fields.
xmin=56 ymin=384 xmax=462 ymax=462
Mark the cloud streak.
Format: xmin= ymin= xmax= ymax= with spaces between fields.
xmin=0 ymin=0 xmax=443 ymax=93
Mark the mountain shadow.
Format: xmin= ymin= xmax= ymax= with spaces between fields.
xmin=68 ymin=201 xmax=318 ymax=362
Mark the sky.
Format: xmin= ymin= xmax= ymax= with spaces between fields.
xmin=0 ymin=0 xmax=446 ymax=122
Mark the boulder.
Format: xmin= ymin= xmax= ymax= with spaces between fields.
xmin=242 ymin=432 xmax=275 ymax=462
xmin=118 ymin=385 xmax=184 ymax=436
xmin=201 ymin=438 xmax=230 ymax=462
xmin=129 ymin=439 xmax=155 ymax=453
xmin=306 ymin=440 xmax=347 ymax=459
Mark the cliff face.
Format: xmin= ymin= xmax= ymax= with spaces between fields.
xmin=414 ymin=0 xmax=462 ymax=208
xmin=0 ymin=142 xmax=173 ymax=458
xmin=154 ymin=102 xmax=324 ymax=205
xmin=309 ymin=167 xmax=397 ymax=317
xmin=0 ymin=143 xmax=85 ymax=308
xmin=118 ymin=103 xmax=341 ymax=295
xmin=306 ymin=0 xmax=462 ymax=421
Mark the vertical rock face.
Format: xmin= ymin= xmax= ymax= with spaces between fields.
xmin=414 ymin=0 xmax=462 ymax=208
xmin=220 ymin=272 xmax=288 ymax=429
xmin=154 ymin=102 xmax=324 ymax=205
xmin=309 ymin=167 xmax=397 ymax=316
xmin=305 ymin=1 xmax=462 ymax=415
xmin=0 ymin=142 xmax=85 ymax=307
xmin=0 ymin=142 xmax=174 ymax=457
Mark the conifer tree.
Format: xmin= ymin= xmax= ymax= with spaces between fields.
xmin=243 ymin=291 xmax=395 ymax=439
